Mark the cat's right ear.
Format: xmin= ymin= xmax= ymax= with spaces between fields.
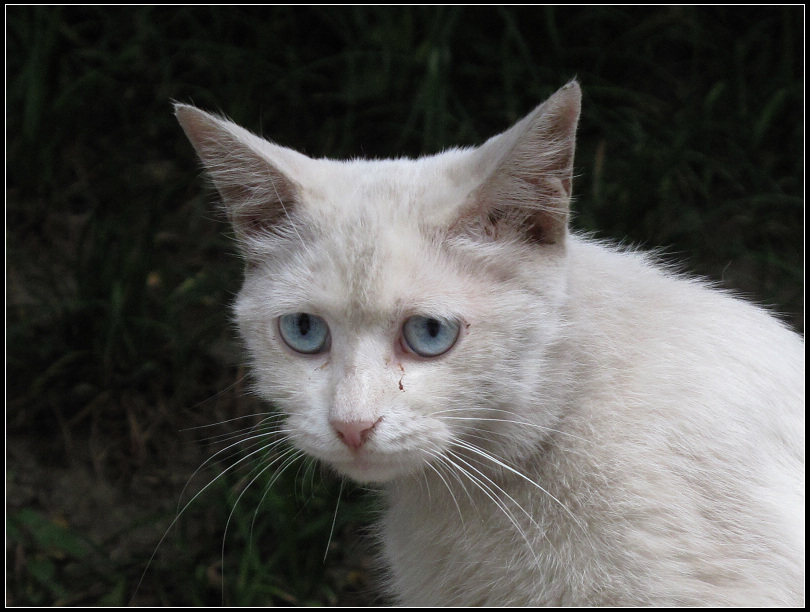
xmin=174 ymin=103 xmax=302 ymax=244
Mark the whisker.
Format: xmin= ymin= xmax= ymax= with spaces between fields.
xmin=324 ymin=478 xmax=345 ymax=562
xmin=249 ymin=446 xmax=307 ymax=543
xmin=439 ymin=449 xmax=543 ymax=565
xmin=249 ymin=445 xmax=306 ymax=541
xmin=174 ymin=376 xmax=253 ymax=414
xmin=432 ymin=407 xmax=587 ymax=443
xmin=192 ymin=415 xmax=284 ymax=447
xmin=450 ymin=438 xmax=589 ymax=536
xmin=221 ymin=444 xmax=302 ymax=603
xmin=421 ymin=450 xmax=466 ymax=524
xmin=132 ymin=425 xmax=292 ymax=602
xmin=175 ymin=425 xmax=288 ymax=513
xmin=183 ymin=410 xmax=283 ymax=430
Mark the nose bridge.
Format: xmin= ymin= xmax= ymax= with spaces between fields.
xmin=330 ymin=334 xmax=387 ymax=424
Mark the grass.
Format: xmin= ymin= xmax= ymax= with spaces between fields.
xmin=6 ymin=6 xmax=803 ymax=606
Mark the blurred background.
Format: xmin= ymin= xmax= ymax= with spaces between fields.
xmin=6 ymin=6 xmax=803 ymax=606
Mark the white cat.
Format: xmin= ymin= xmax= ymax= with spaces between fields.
xmin=175 ymin=81 xmax=804 ymax=606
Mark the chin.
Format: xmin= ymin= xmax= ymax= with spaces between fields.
xmin=328 ymin=453 xmax=428 ymax=485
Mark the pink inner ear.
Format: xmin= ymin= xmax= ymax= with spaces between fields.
xmin=456 ymin=170 xmax=572 ymax=246
xmin=226 ymin=168 xmax=301 ymax=240
xmin=449 ymin=83 xmax=579 ymax=246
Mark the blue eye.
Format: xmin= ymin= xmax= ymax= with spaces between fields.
xmin=278 ymin=313 xmax=330 ymax=354
xmin=402 ymin=316 xmax=460 ymax=357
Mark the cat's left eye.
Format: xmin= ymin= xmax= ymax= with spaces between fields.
xmin=278 ymin=313 xmax=330 ymax=354
xmin=402 ymin=316 xmax=460 ymax=357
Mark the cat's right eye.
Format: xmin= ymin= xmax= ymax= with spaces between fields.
xmin=278 ymin=313 xmax=330 ymax=354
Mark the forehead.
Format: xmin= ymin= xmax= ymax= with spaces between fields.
xmin=300 ymin=152 xmax=476 ymax=229
xmin=256 ymin=154 xmax=479 ymax=323
xmin=306 ymin=207 xmax=443 ymax=323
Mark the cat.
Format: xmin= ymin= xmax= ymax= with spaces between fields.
xmin=175 ymin=81 xmax=804 ymax=606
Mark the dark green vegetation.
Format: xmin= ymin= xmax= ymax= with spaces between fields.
xmin=6 ymin=6 xmax=803 ymax=606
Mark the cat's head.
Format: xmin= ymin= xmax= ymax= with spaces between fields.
xmin=176 ymin=82 xmax=580 ymax=483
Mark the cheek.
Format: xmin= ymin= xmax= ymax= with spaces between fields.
xmin=242 ymin=327 xmax=331 ymax=408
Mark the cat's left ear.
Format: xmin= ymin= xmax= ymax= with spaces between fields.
xmin=458 ymin=81 xmax=581 ymax=245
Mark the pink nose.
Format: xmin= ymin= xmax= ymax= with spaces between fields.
xmin=331 ymin=418 xmax=380 ymax=450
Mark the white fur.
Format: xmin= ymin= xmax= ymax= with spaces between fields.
xmin=176 ymin=82 xmax=804 ymax=605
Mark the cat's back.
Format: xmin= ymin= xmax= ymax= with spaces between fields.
xmin=558 ymin=236 xmax=803 ymax=605
xmin=565 ymin=235 xmax=803 ymax=419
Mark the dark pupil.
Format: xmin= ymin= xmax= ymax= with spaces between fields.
xmin=297 ymin=314 xmax=311 ymax=336
xmin=426 ymin=318 xmax=440 ymax=338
